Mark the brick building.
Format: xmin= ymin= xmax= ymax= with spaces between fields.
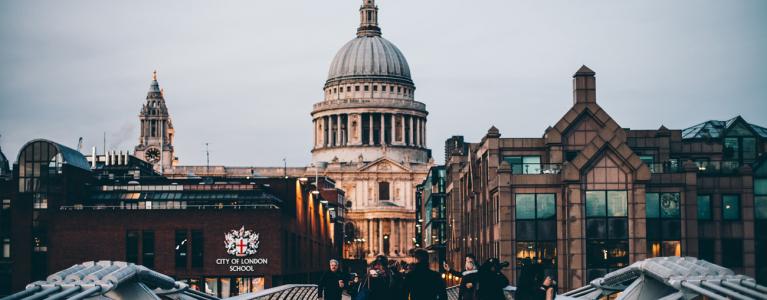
xmin=0 ymin=139 xmax=345 ymax=297
xmin=443 ymin=66 xmax=767 ymax=291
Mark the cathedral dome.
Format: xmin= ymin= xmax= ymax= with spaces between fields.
xmin=326 ymin=36 xmax=412 ymax=86
xmin=324 ymin=0 xmax=412 ymax=87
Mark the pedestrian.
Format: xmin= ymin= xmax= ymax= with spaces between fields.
xmin=366 ymin=255 xmax=398 ymax=300
xmin=318 ymin=259 xmax=348 ymax=300
xmin=516 ymin=259 xmax=556 ymax=300
xmin=443 ymin=254 xmax=479 ymax=300
xmin=403 ymin=248 xmax=448 ymax=300
xmin=476 ymin=258 xmax=510 ymax=300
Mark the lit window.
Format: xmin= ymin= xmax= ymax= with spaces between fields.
xmin=723 ymin=195 xmax=741 ymax=220
xmin=2 ymin=199 xmax=9 ymax=210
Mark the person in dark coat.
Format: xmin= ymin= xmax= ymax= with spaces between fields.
xmin=515 ymin=259 xmax=556 ymax=300
xmin=443 ymin=254 xmax=479 ymax=300
xmin=366 ymin=255 xmax=399 ymax=300
xmin=318 ymin=259 xmax=348 ymax=300
xmin=403 ymin=248 xmax=448 ymax=300
xmin=477 ymin=258 xmax=510 ymax=300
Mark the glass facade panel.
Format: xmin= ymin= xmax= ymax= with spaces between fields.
xmin=743 ymin=138 xmax=756 ymax=160
xmin=697 ymin=195 xmax=712 ymax=220
xmin=515 ymin=194 xmax=536 ymax=220
xmin=756 ymin=179 xmax=767 ymax=196
xmin=522 ymin=156 xmax=541 ymax=174
xmin=756 ymin=196 xmax=767 ymax=220
xmin=646 ymin=193 xmax=660 ymax=218
xmin=724 ymin=138 xmax=739 ymax=160
xmin=723 ymin=195 xmax=740 ymax=220
xmin=659 ymin=193 xmax=680 ymax=218
xmin=586 ymin=191 xmax=606 ymax=217
xmin=537 ymin=194 xmax=556 ymax=219
xmin=607 ymin=191 xmax=627 ymax=217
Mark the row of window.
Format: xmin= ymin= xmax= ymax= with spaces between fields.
xmin=327 ymin=84 xmax=412 ymax=96
xmin=126 ymin=229 xmax=204 ymax=269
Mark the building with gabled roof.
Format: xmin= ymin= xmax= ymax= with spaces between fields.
xmin=443 ymin=66 xmax=767 ymax=292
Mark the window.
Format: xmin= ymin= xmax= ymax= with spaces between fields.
xmin=1 ymin=199 xmax=9 ymax=210
xmin=697 ymin=195 xmax=712 ymax=220
xmin=346 ymin=86 xmax=351 ymax=92
xmin=378 ymin=182 xmax=390 ymax=201
xmin=646 ymin=193 xmax=681 ymax=257
xmin=2 ymin=238 xmax=10 ymax=258
xmin=192 ymin=230 xmax=204 ymax=268
xmin=126 ymin=230 xmax=139 ymax=263
xmin=515 ymin=194 xmax=557 ymax=277
xmin=640 ymin=155 xmax=655 ymax=173
xmin=364 ymin=85 xmax=369 ymax=91
xmin=586 ymin=191 xmax=629 ymax=280
xmin=503 ymin=156 xmax=542 ymax=174
xmin=372 ymin=85 xmax=377 ymax=91
xmin=722 ymin=239 xmax=743 ymax=268
xmin=142 ymin=230 xmax=155 ymax=268
xmin=722 ymin=195 xmax=740 ymax=220
xmin=756 ymin=179 xmax=767 ymax=220
xmin=698 ymin=239 xmax=715 ymax=262
xmin=355 ymin=85 xmax=360 ymax=91
xmin=724 ymin=138 xmax=740 ymax=161
xmin=175 ymin=230 xmax=188 ymax=268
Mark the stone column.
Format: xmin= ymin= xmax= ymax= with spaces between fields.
xmin=390 ymin=114 xmax=396 ymax=144
xmin=409 ymin=116 xmax=414 ymax=146
xmin=323 ymin=116 xmax=329 ymax=147
xmin=380 ymin=114 xmax=385 ymax=145
xmin=398 ymin=219 xmax=404 ymax=256
xmin=401 ymin=115 xmax=406 ymax=145
xmin=336 ymin=114 xmax=341 ymax=147
xmin=414 ymin=118 xmax=420 ymax=147
xmin=421 ymin=118 xmax=425 ymax=146
xmin=378 ymin=219 xmax=383 ymax=256
xmin=347 ymin=114 xmax=352 ymax=145
xmin=390 ymin=218 xmax=396 ymax=256
xmin=367 ymin=219 xmax=373 ymax=257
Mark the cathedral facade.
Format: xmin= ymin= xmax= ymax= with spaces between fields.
xmin=311 ymin=0 xmax=432 ymax=261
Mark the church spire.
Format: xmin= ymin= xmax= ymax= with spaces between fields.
xmin=148 ymin=70 xmax=161 ymax=94
xmin=357 ymin=0 xmax=381 ymax=37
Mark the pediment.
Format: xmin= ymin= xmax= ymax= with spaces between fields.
xmin=357 ymin=157 xmax=411 ymax=172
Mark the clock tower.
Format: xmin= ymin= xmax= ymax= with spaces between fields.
xmin=134 ymin=70 xmax=176 ymax=172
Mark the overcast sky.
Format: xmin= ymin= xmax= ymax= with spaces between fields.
xmin=1 ymin=0 xmax=765 ymax=166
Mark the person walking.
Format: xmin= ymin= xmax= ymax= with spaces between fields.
xmin=318 ymin=259 xmax=348 ymax=300
xmin=403 ymin=248 xmax=448 ymax=300
xmin=515 ymin=259 xmax=555 ymax=300
xmin=366 ymin=255 xmax=398 ymax=300
xmin=476 ymin=258 xmax=510 ymax=300
xmin=443 ymin=254 xmax=479 ymax=300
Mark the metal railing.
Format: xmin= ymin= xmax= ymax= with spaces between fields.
xmin=227 ymin=284 xmax=318 ymax=300
xmin=509 ymin=163 xmax=562 ymax=175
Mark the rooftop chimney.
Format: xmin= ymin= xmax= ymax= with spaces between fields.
xmin=573 ymin=65 xmax=596 ymax=104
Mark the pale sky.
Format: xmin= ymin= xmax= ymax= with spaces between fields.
xmin=1 ymin=0 xmax=765 ymax=166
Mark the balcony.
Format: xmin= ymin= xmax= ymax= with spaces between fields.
xmin=509 ymin=163 xmax=562 ymax=175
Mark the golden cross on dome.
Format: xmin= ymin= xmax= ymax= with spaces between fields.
xmin=152 ymin=70 xmax=157 ymax=81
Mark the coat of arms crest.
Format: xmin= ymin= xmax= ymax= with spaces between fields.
xmin=224 ymin=226 xmax=260 ymax=257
